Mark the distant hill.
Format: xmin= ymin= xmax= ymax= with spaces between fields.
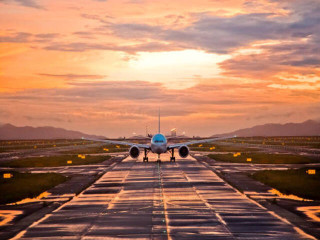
xmin=127 ymin=135 xmax=149 ymax=140
xmin=0 ymin=123 xmax=105 ymax=140
xmin=212 ymin=120 xmax=320 ymax=137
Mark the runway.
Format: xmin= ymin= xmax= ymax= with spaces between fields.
xmin=15 ymin=154 xmax=311 ymax=239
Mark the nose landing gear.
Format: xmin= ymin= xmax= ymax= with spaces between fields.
xmin=170 ymin=149 xmax=176 ymax=162
xmin=156 ymin=154 xmax=162 ymax=163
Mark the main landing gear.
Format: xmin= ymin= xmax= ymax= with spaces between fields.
xmin=143 ymin=148 xmax=149 ymax=162
xmin=170 ymin=149 xmax=176 ymax=162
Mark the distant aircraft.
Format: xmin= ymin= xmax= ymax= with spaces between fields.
xmin=84 ymin=110 xmax=235 ymax=162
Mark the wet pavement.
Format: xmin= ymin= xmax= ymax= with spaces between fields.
xmin=192 ymin=154 xmax=320 ymax=239
xmin=12 ymin=154 xmax=313 ymax=240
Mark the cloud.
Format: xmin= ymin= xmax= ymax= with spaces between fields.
xmin=1 ymin=79 xmax=319 ymax=136
xmin=219 ymin=39 xmax=320 ymax=79
xmin=0 ymin=80 xmax=296 ymax=108
xmin=72 ymin=31 xmax=97 ymax=39
xmin=40 ymin=10 xmax=297 ymax=54
xmin=23 ymin=115 xmax=66 ymax=122
xmin=106 ymin=0 xmax=320 ymax=55
xmin=35 ymin=33 xmax=60 ymax=40
xmin=2 ymin=0 xmax=319 ymax=58
xmin=1 ymin=0 xmax=320 ymax=136
xmin=108 ymin=13 xmax=290 ymax=54
xmin=80 ymin=13 xmax=112 ymax=23
xmin=0 ymin=32 xmax=32 ymax=43
xmin=2 ymin=0 xmax=44 ymax=9
xmin=0 ymin=32 xmax=59 ymax=43
xmin=43 ymin=41 xmax=182 ymax=54
xmin=56 ymin=81 xmax=171 ymax=101
xmin=214 ymin=0 xmax=320 ymax=79
xmin=39 ymin=73 xmax=107 ymax=80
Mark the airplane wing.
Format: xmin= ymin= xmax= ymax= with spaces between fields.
xmin=167 ymin=135 xmax=236 ymax=149
xmin=82 ymin=137 xmax=151 ymax=149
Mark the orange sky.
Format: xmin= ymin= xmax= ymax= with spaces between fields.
xmin=0 ymin=0 xmax=319 ymax=137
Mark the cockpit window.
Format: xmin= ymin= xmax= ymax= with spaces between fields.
xmin=152 ymin=134 xmax=166 ymax=144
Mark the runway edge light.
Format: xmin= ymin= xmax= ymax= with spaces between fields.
xmin=3 ymin=173 xmax=12 ymax=179
xmin=306 ymin=169 xmax=316 ymax=175
xmin=234 ymin=152 xmax=241 ymax=157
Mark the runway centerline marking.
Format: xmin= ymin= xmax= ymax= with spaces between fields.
xmin=157 ymin=161 xmax=172 ymax=240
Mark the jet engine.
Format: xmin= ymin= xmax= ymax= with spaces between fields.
xmin=178 ymin=145 xmax=189 ymax=158
xmin=129 ymin=145 xmax=140 ymax=158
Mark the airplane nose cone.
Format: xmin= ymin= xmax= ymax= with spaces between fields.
xmin=152 ymin=144 xmax=166 ymax=154
xmin=154 ymin=146 xmax=162 ymax=154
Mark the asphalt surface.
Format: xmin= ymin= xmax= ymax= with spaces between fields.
xmin=13 ymin=154 xmax=312 ymax=240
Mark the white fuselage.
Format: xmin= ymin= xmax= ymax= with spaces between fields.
xmin=150 ymin=133 xmax=167 ymax=154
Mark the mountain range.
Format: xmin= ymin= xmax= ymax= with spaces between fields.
xmin=0 ymin=120 xmax=319 ymax=140
xmin=0 ymin=124 xmax=105 ymax=140
xmin=212 ymin=120 xmax=320 ymax=137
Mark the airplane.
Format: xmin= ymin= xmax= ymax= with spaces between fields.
xmin=83 ymin=111 xmax=235 ymax=162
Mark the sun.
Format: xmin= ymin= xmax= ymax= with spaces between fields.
xmin=108 ymin=49 xmax=230 ymax=89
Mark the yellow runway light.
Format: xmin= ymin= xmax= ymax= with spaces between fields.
xmin=67 ymin=160 xmax=72 ymax=164
xmin=247 ymin=158 xmax=252 ymax=162
xmin=198 ymin=144 xmax=203 ymax=147
xmin=306 ymin=169 xmax=316 ymax=175
xmin=233 ymin=153 xmax=238 ymax=157
xmin=116 ymin=145 xmax=120 ymax=149
xmin=103 ymin=148 xmax=109 ymax=152
xmin=3 ymin=173 xmax=12 ymax=179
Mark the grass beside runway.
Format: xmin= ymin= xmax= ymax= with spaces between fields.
xmin=220 ymin=136 xmax=320 ymax=149
xmin=208 ymin=153 xmax=318 ymax=164
xmin=251 ymin=168 xmax=320 ymax=200
xmin=0 ymin=155 xmax=111 ymax=168
xmin=0 ymin=139 xmax=91 ymax=153
xmin=0 ymin=171 xmax=67 ymax=204
xmin=190 ymin=143 xmax=259 ymax=152
xmin=62 ymin=144 xmax=128 ymax=154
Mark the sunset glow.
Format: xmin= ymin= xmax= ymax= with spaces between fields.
xmin=0 ymin=0 xmax=319 ymax=137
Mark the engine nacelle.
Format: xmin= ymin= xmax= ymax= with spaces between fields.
xmin=129 ymin=145 xmax=140 ymax=158
xmin=178 ymin=145 xmax=189 ymax=158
